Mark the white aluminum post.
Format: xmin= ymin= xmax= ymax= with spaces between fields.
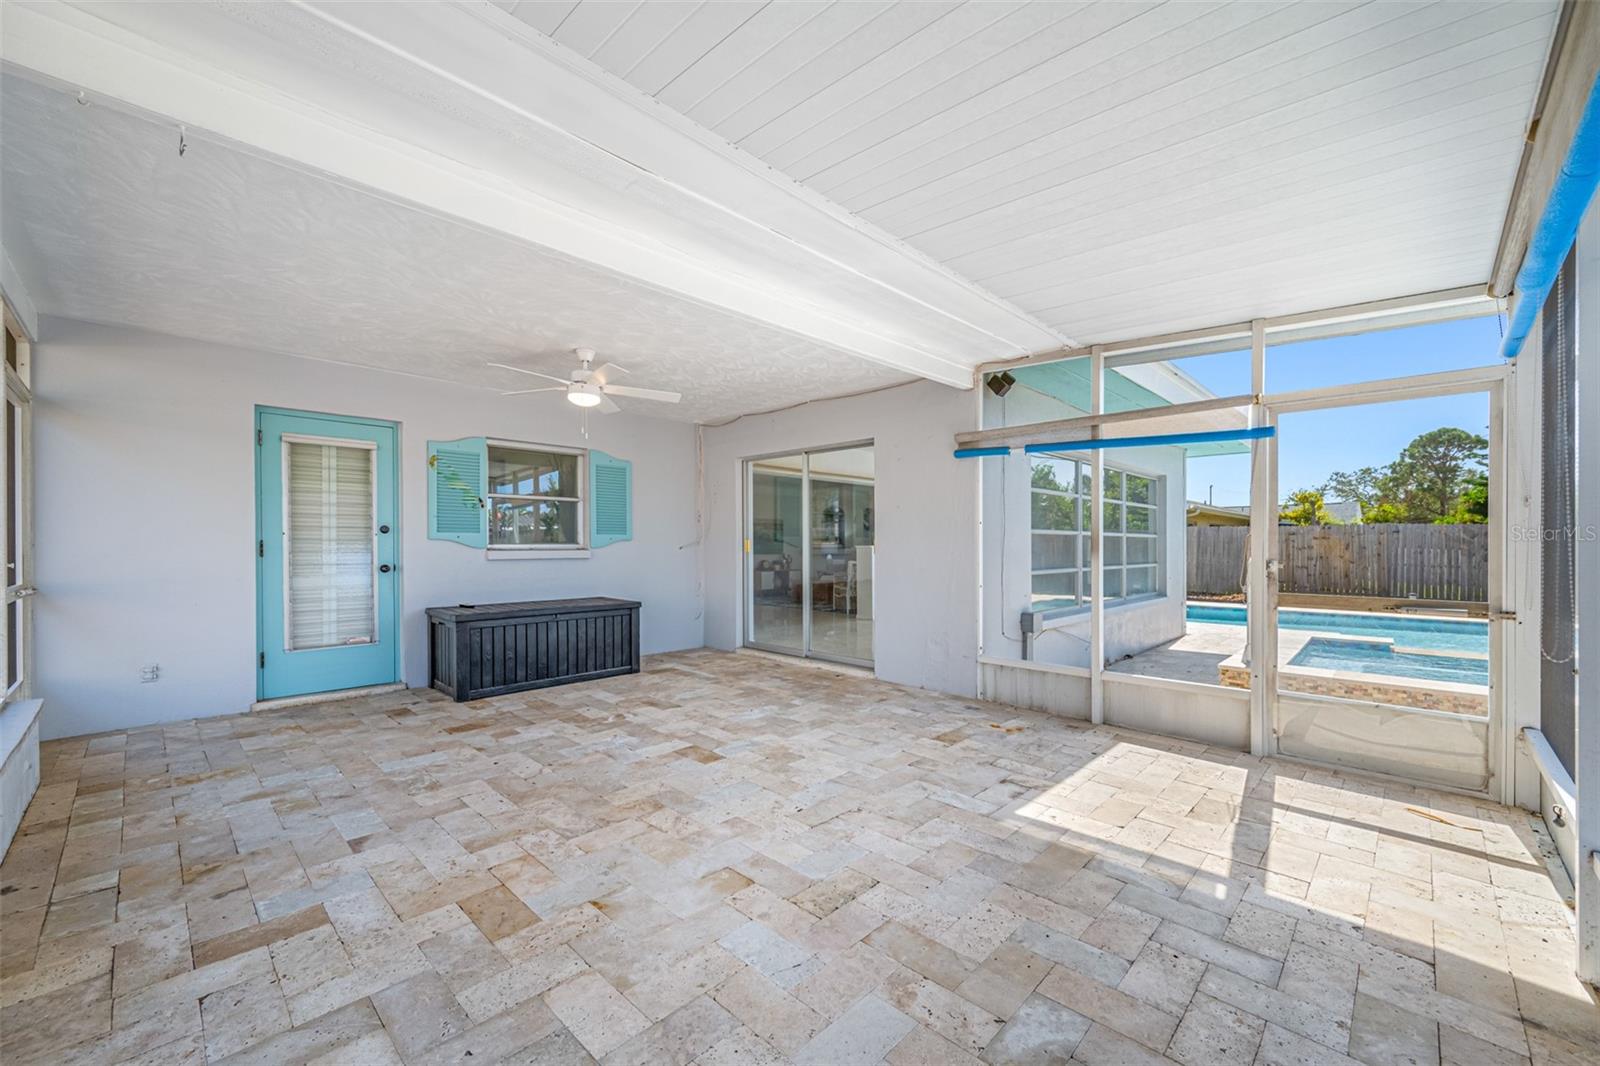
xmin=1575 ymin=204 xmax=1599 ymax=985
xmin=1089 ymin=346 xmax=1105 ymax=725
xmin=800 ymin=452 xmax=812 ymax=659
xmin=1247 ymin=320 xmax=1274 ymax=755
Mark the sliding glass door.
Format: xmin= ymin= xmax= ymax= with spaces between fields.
xmin=745 ymin=445 xmax=874 ymax=666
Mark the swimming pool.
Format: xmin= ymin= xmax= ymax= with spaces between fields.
xmin=1186 ymin=603 xmax=1489 ymax=686
xmin=1186 ymin=603 xmax=1488 ymax=653
xmin=1289 ymin=638 xmax=1489 ymax=686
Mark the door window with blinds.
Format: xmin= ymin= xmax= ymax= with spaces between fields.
xmin=283 ymin=437 xmax=377 ymax=651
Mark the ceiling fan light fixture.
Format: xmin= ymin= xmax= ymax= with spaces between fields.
xmin=567 ymin=382 xmax=604 ymax=408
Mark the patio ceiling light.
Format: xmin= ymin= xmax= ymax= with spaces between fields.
xmin=567 ymin=382 xmax=604 ymax=407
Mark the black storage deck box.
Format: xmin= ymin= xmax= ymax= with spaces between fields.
xmin=426 ymin=597 xmax=641 ymax=701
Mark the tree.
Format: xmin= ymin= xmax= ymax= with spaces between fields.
xmin=1441 ymin=472 xmax=1489 ymax=524
xmin=1320 ymin=466 xmax=1384 ymax=512
xmin=1280 ymin=489 xmax=1335 ymax=526
xmin=1314 ymin=426 xmax=1487 ymax=524
xmin=1384 ymin=427 xmax=1487 ymax=522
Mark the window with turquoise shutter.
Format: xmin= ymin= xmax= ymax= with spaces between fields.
xmin=427 ymin=437 xmax=488 ymax=548
xmin=590 ymin=451 xmax=632 ymax=547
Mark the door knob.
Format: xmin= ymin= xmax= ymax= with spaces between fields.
xmin=379 ymin=564 xmax=392 ymax=573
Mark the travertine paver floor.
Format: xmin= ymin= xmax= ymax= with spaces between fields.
xmin=2 ymin=649 xmax=1595 ymax=1064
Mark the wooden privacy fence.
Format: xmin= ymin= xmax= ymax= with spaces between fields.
xmin=1187 ymin=523 xmax=1489 ymax=602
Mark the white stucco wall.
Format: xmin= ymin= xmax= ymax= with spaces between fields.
xmin=700 ymin=380 xmax=981 ymax=698
xmin=979 ymin=383 xmax=1188 ymax=670
xmin=33 ymin=318 xmax=703 ymax=739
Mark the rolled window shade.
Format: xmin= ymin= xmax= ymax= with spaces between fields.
xmin=286 ymin=441 xmax=376 ymax=651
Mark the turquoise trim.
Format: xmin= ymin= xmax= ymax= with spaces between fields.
xmin=590 ymin=450 xmax=633 ymax=547
xmin=427 ymin=437 xmax=488 ymax=548
xmin=256 ymin=407 xmax=401 ymax=700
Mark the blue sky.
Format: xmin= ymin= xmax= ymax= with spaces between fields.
xmin=1181 ymin=316 xmax=1502 ymax=507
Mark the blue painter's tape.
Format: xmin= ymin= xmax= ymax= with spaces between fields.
xmin=952 ymin=446 xmax=1014 ymax=458
xmin=1501 ymin=66 xmax=1600 ymax=360
xmin=1017 ymin=425 xmax=1274 ymax=455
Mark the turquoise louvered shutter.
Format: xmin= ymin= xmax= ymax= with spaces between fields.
xmin=590 ymin=450 xmax=632 ymax=547
xmin=427 ymin=437 xmax=487 ymax=548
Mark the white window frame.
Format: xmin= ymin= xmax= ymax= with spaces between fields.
xmin=485 ymin=440 xmax=587 ymax=552
xmin=1 ymin=301 xmax=33 ymax=705
xmin=1029 ymin=454 xmax=1164 ymax=613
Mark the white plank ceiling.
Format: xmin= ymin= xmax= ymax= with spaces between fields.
xmin=508 ymin=0 xmax=1559 ymax=343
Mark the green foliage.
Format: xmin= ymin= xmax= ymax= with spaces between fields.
xmin=1280 ymin=489 xmax=1336 ymax=526
xmin=1314 ymin=426 xmax=1488 ymax=524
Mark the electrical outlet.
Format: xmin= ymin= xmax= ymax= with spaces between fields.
xmin=139 ymin=664 xmax=160 ymax=683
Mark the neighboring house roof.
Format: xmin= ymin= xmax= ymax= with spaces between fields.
xmin=1324 ymin=499 xmax=1363 ymax=523
xmin=1186 ymin=502 xmax=1251 ymax=526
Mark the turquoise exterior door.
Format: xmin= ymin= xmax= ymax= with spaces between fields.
xmin=256 ymin=408 xmax=400 ymax=700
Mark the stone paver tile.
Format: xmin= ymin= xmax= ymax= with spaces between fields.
xmin=1117 ymin=942 xmax=1207 ymax=1017
xmin=0 ymin=972 xmax=112 ymax=1061
xmin=370 ymin=970 xmax=471 ymax=1060
xmin=1224 ymin=901 xmax=1298 ymax=961
xmin=1037 ymin=964 xmax=1179 ymax=1052
xmin=1167 ymin=992 xmax=1265 ymax=1066
xmin=1347 ymin=991 xmax=1439 ymax=1066
xmin=790 ymin=939 xmax=899 ymax=1019
xmin=1080 ymin=900 xmax=1162 ymax=961
xmin=199 ymin=971 xmax=293 ymax=1061
xmin=979 ymin=991 xmax=1090 ymax=1064
xmin=191 ymin=903 xmax=331 ymax=969
xmin=792 ymin=993 xmax=917 ymax=1065
xmin=865 ymin=920 xmax=976 ymax=991
xmin=889 ymin=1022 xmax=984 ymax=1065
xmin=1199 ymin=963 xmax=1349 ymax=1053
xmin=1070 ymin=1022 xmax=1176 ymax=1066
xmin=717 ymin=921 xmax=817 ymax=989
xmin=502 ymin=1025 xmax=597 ymax=1065
xmin=1440 ymin=1023 xmax=1532 ymax=1066
xmin=1255 ymin=1023 xmax=1365 ymax=1066
xmin=1152 ymin=919 xmax=1282 ymax=985
xmin=690 ymin=1023 xmax=784 ymax=1066
xmin=458 ymin=884 xmax=538 ymax=942
xmin=269 ymin=923 xmax=354 ymax=1001
xmin=455 ymin=945 xmax=588 ymax=1023
xmin=545 ymin=970 xmax=652 ymax=1059
xmin=710 ymin=965 xmax=824 ymax=1057
xmin=1013 ymin=920 xmax=1130 ymax=987
xmin=599 ymin=994 xmax=737 ymax=1066
xmin=953 ymin=939 xmax=1051 ymax=1020
xmin=208 ymin=998 xmax=383 ymax=1066
xmin=880 ymin=968 xmax=1005 ymax=1056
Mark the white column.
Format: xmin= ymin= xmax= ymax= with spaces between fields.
xmin=1089 ymin=346 xmax=1105 ymax=725
xmin=1247 ymin=320 xmax=1275 ymax=755
xmin=1574 ymin=203 xmax=1599 ymax=984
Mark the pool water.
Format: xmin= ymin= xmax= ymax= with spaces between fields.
xmin=1186 ymin=603 xmax=1489 ymax=686
xmin=1289 ymin=638 xmax=1488 ymax=686
xmin=1186 ymin=603 xmax=1488 ymax=653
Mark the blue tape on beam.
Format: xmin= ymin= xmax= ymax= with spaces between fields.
xmin=1020 ymin=425 xmax=1274 ymax=454
xmin=954 ymin=425 xmax=1273 ymax=458
xmin=1500 ymin=65 xmax=1600 ymax=360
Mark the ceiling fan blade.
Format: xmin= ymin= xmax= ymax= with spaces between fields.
xmin=487 ymin=362 xmax=570 ymax=385
xmin=593 ymin=362 xmax=628 ymax=385
xmin=498 ymin=387 xmax=565 ymax=396
xmin=603 ymin=383 xmax=681 ymax=403
xmin=595 ymin=394 xmax=621 ymax=414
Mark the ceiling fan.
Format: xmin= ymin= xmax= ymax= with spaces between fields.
xmin=488 ymin=348 xmax=681 ymax=414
